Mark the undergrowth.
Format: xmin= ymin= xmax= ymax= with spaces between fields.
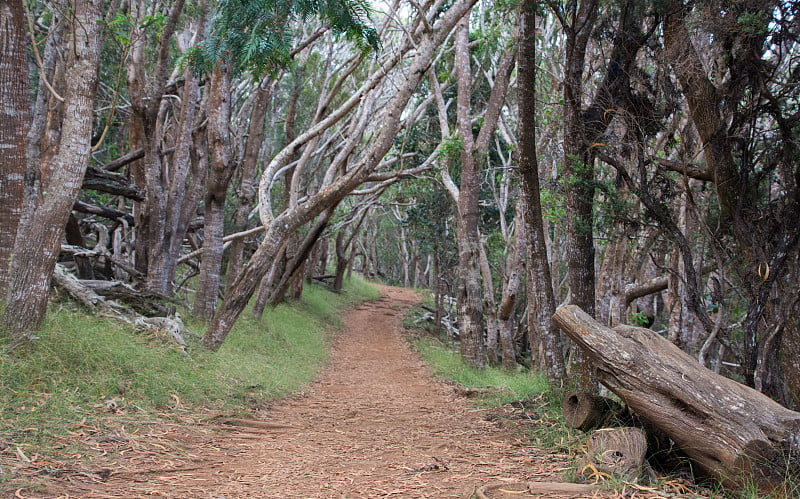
xmin=0 ymin=276 xmax=379 ymax=490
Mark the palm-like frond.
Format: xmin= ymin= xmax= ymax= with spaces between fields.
xmin=188 ymin=0 xmax=379 ymax=78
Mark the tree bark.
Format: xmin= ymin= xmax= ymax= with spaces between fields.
xmin=228 ymin=81 xmax=272 ymax=282
xmin=560 ymin=0 xmax=598 ymax=391
xmin=497 ymin=206 xmax=524 ymax=370
xmin=1 ymin=0 xmax=102 ymax=336
xmin=0 ymin=0 xmax=29 ymax=295
xmin=449 ymin=12 xmax=485 ymax=368
xmin=194 ymin=65 xmax=234 ymax=321
xmin=553 ymin=304 xmax=800 ymax=493
xmin=518 ymin=0 xmax=565 ymax=385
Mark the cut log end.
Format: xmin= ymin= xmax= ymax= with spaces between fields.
xmin=553 ymin=304 xmax=800 ymax=494
xmin=580 ymin=427 xmax=652 ymax=483
xmin=562 ymin=390 xmax=624 ymax=431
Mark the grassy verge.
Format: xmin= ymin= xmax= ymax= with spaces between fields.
xmin=414 ymin=336 xmax=550 ymax=405
xmin=0 ymin=276 xmax=379 ymax=490
xmin=409 ymin=331 xmax=580 ymax=453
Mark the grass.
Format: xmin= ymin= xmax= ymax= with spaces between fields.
xmin=0 ymin=275 xmax=379 ymax=490
xmin=411 ymin=334 xmax=579 ymax=449
xmin=414 ymin=336 xmax=550 ymax=406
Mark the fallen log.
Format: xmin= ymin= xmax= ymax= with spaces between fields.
xmin=82 ymin=166 xmax=145 ymax=200
xmin=553 ymin=305 xmax=800 ymax=493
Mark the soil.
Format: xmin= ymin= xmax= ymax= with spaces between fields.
xmin=24 ymin=285 xmax=584 ymax=498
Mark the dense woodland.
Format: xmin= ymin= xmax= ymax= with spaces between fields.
xmin=1 ymin=0 xmax=799 ymax=415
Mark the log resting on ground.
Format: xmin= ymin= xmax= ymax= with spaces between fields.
xmin=553 ymin=305 xmax=800 ymax=492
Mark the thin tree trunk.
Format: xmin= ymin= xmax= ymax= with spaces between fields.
xmin=0 ymin=0 xmax=29 ymax=294
xmin=270 ymin=211 xmax=331 ymax=304
xmin=518 ymin=0 xmax=565 ymax=385
xmin=1 ymin=0 xmax=101 ymax=336
xmin=453 ymin=12 xmax=486 ymax=368
xmin=497 ymin=203 xmax=525 ymax=370
xmin=194 ymin=65 xmax=234 ymax=320
xmin=479 ymin=241 xmax=500 ymax=365
xmin=228 ymin=81 xmax=272 ymax=281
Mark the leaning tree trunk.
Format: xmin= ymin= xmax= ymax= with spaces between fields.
xmin=270 ymin=211 xmax=331 ymax=304
xmin=1 ymin=0 xmax=101 ymax=336
xmin=553 ymin=305 xmax=800 ymax=494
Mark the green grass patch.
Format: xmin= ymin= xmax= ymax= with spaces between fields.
xmin=414 ymin=336 xmax=550 ymax=406
xmin=0 ymin=276 xmax=379 ymax=489
xmin=409 ymin=326 xmax=579 ymax=452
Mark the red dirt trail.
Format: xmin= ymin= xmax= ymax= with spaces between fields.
xmin=40 ymin=285 xmax=576 ymax=498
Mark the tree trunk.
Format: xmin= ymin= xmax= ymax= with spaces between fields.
xmin=479 ymin=241 xmax=500 ymax=366
xmin=553 ymin=305 xmax=800 ymax=493
xmin=270 ymin=211 xmax=331 ymax=304
xmin=453 ymin=12 xmax=485 ymax=368
xmin=560 ymin=0 xmax=598 ymax=391
xmin=518 ymin=0 xmax=565 ymax=385
xmin=1 ymin=0 xmax=101 ymax=336
xmin=126 ymin=0 xmax=192 ymax=295
xmin=64 ymin=214 xmax=95 ymax=279
xmin=194 ymin=65 xmax=234 ymax=321
xmin=333 ymin=231 xmax=349 ymax=293
xmin=228 ymin=81 xmax=272 ymax=282
xmin=0 ymin=0 xmax=29 ymax=295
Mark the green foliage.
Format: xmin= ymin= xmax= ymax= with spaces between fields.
xmin=187 ymin=0 xmax=380 ymax=77
xmin=540 ymin=187 xmax=566 ymax=224
xmin=438 ymin=135 xmax=465 ymax=161
xmin=736 ymin=12 xmax=769 ymax=36
xmin=628 ymin=310 xmax=650 ymax=327
xmin=0 ymin=277 xmax=378 ymax=486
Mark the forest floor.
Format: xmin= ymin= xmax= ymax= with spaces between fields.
xmin=31 ymin=285 xmax=604 ymax=498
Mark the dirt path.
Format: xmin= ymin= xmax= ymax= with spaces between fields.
xmin=51 ymin=285 xmax=568 ymax=498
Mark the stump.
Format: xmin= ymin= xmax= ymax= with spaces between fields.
xmin=580 ymin=427 xmax=650 ymax=482
xmin=553 ymin=305 xmax=800 ymax=493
